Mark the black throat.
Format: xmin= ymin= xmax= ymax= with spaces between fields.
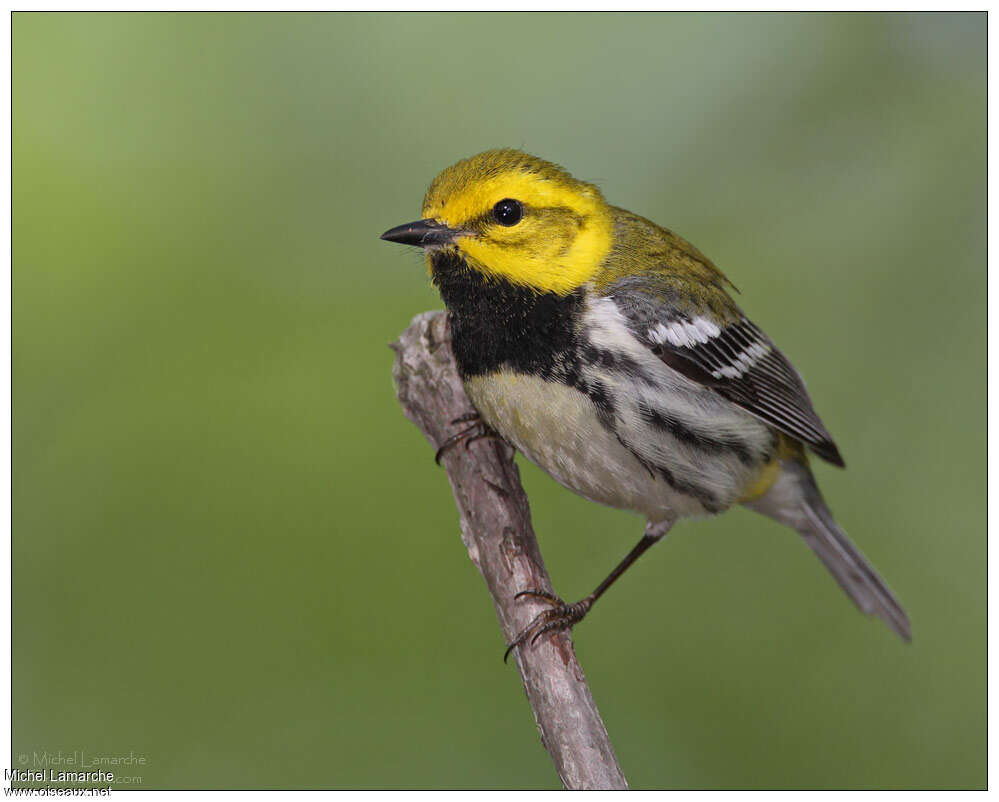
xmin=430 ymin=250 xmax=584 ymax=380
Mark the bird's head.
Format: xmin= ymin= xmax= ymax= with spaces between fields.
xmin=381 ymin=149 xmax=614 ymax=295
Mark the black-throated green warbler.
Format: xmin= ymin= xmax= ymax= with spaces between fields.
xmin=382 ymin=149 xmax=910 ymax=656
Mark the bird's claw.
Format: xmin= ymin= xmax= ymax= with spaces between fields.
xmin=513 ymin=589 xmax=562 ymax=606
xmin=503 ymin=591 xmax=594 ymax=663
xmin=434 ymin=413 xmax=501 ymax=465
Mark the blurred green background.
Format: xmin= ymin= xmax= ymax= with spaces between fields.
xmin=13 ymin=12 xmax=984 ymax=790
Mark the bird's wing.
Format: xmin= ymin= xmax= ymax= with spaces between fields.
xmin=596 ymin=215 xmax=843 ymax=466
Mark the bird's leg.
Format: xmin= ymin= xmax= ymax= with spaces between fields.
xmin=504 ymin=518 xmax=676 ymax=662
xmin=434 ymin=412 xmax=502 ymax=465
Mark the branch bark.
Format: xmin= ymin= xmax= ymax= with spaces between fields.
xmin=391 ymin=310 xmax=628 ymax=790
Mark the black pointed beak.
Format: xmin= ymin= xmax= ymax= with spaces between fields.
xmin=380 ymin=218 xmax=462 ymax=248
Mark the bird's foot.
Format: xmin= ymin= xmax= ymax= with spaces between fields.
xmin=434 ymin=413 xmax=501 ymax=465
xmin=503 ymin=590 xmax=594 ymax=663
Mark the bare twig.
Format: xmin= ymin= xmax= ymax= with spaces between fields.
xmin=391 ymin=310 xmax=628 ymax=790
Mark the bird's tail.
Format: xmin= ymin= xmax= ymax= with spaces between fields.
xmin=744 ymin=460 xmax=911 ymax=641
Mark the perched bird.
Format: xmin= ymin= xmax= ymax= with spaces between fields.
xmin=381 ymin=149 xmax=910 ymax=657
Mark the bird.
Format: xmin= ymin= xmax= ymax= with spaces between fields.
xmin=381 ymin=148 xmax=910 ymax=658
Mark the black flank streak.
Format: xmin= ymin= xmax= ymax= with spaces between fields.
xmin=616 ymin=433 xmax=722 ymax=513
xmin=577 ymin=344 xmax=657 ymax=384
xmin=636 ymin=401 xmax=756 ymax=465
xmin=617 ymin=433 xmax=656 ymax=480
xmin=618 ymin=430 xmax=722 ymax=514
xmin=577 ymin=377 xmax=615 ymax=424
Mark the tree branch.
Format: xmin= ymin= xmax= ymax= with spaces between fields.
xmin=391 ymin=310 xmax=628 ymax=790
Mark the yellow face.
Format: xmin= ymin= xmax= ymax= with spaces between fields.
xmin=420 ymin=150 xmax=614 ymax=295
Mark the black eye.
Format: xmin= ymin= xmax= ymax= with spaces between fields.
xmin=492 ymin=198 xmax=523 ymax=226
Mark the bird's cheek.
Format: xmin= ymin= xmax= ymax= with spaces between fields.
xmin=456 ymin=236 xmax=489 ymax=263
xmin=455 ymin=238 xmax=512 ymax=278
